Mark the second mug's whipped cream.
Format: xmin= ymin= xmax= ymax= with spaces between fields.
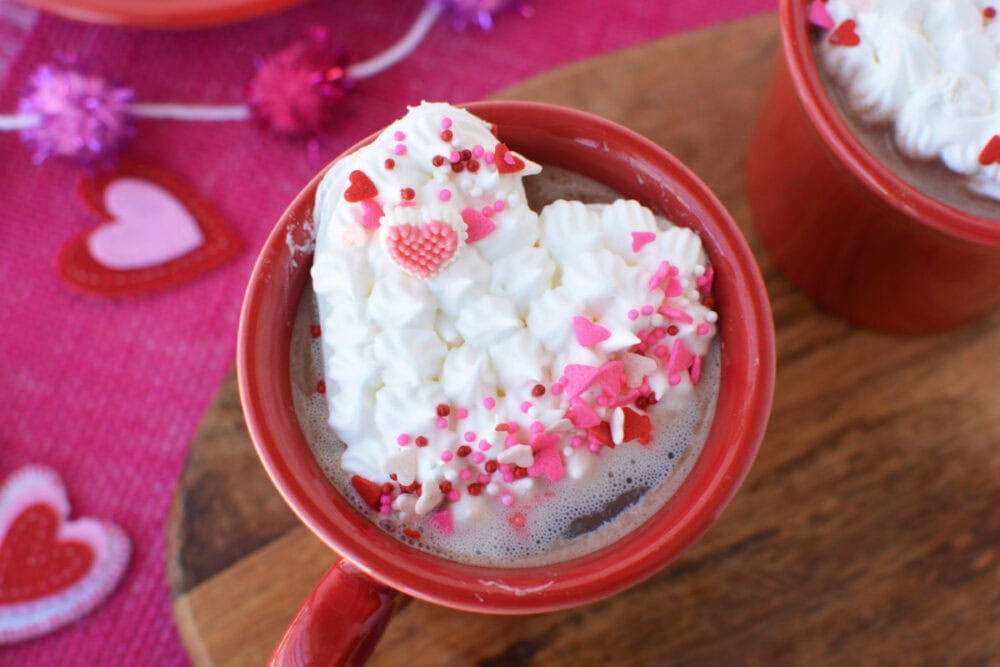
xmin=817 ymin=0 xmax=1000 ymax=200
xmin=310 ymin=102 xmax=718 ymax=561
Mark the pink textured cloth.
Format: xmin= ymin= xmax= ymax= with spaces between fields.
xmin=0 ymin=0 xmax=773 ymax=664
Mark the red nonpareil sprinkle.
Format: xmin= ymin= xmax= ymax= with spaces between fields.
xmin=510 ymin=513 xmax=526 ymax=528
xmin=451 ymin=162 xmax=464 ymax=173
xmin=703 ymin=296 xmax=716 ymax=309
xmin=531 ymin=383 xmax=546 ymax=397
xmin=986 ymin=6 xmax=997 ymax=20
xmin=456 ymin=445 xmax=473 ymax=457
xmin=400 ymin=482 xmax=419 ymax=494
xmin=402 ymin=528 xmax=422 ymax=539
xmin=440 ymin=129 xmax=453 ymax=142
xmin=400 ymin=187 xmax=415 ymax=201
xmin=635 ymin=395 xmax=649 ymax=410
xmin=467 ymin=160 xmax=480 ymax=173
xmin=384 ymin=158 xmax=395 ymax=170
xmin=466 ymin=483 xmax=484 ymax=496
xmin=389 ymin=473 xmax=398 ymax=481
xmin=316 ymin=381 xmax=326 ymax=394
xmin=436 ymin=404 xmax=451 ymax=417
xmin=666 ymin=325 xmax=679 ymax=336
xmin=310 ymin=324 xmax=321 ymax=338
xmin=461 ymin=149 xmax=472 ymax=161
xmin=495 ymin=423 xmax=510 ymax=432
xmin=439 ymin=481 xmax=453 ymax=494
xmin=415 ymin=436 xmax=429 ymax=447
xmin=485 ymin=460 xmax=498 ymax=473
xmin=513 ymin=467 xmax=528 ymax=480
xmin=432 ymin=155 xmax=445 ymax=167
xmin=381 ymin=482 xmax=394 ymax=495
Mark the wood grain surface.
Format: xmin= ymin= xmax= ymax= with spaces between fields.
xmin=166 ymin=14 xmax=1000 ymax=666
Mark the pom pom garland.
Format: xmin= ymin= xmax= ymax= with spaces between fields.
xmin=0 ymin=0 xmax=531 ymax=164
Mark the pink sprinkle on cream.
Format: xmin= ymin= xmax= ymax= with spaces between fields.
xmin=394 ymin=143 xmax=406 ymax=156
xmin=456 ymin=407 xmax=469 ymax=419
xmin=438 ymin=189 xmax=451 ymax=202
xmin=396 ymin=434 xmax=411 ymax=446
xmin=478 ymin=440 xmax=491 ymax=451
xmin=441 ymin=451 xmax=454 ymax=462
xmin=447 ymin=490 xmax=461 ymax=502
xmin=435 ymin=417 xmax=448 ymax=429
xmin=393 ymin=130 xmax=406 ymax=141
xmin=464 ymin=431 xmax=476 ymax=442
xmin=519 ymin=401 xmax=532 ymax=414
xmin=641 ymin=305 xmax=654 ymax=316
xmin=627 ymin=309 xmax=639 ymax=321
xmin=484 ymin=151 xmax=495 ymax=164
xmin=530 ymin=421 xmax=544 ymax=434
xmin=478 ymin=473 xmax=490 ymax=484
xmin=504 ymin=435 xmax=519 ymax=447
xmin=471 ymin=452 xmax=485 ymax=464
xmin=450 ymin=150 xmax=461 ymax=163
xmin=460 ymin=469 xmax=472 ymax=481
xmin=483 ymin=397 xmax=496 ymax=409
xmin=697 ymin=323 xmax=710 ymax=335
xmin=472 ymin=144 xmax=484 ymax=157
xmin=440 ymin=117 xmax=452 ymax=130
xmin=493 ymin=199 xmax=505 ymax=212
xmin=631 ymin=231 xmax=656 ymax=252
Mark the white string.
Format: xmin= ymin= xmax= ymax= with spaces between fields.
xmin=0 ymin=113 xmax=39 ymax=130
xmin=131 ymin=103 xmax=250 ymax=121
xmin=0 ymin=3 xmax=443 ymax=132
xmin=347 ymin=3 xmax=442 ymax=80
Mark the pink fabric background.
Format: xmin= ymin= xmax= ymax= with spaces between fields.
xmin=0 ymin=0 xmax=773 ymax=664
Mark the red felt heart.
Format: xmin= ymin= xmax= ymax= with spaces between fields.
xmin=978 ymin=135 xmax=1000 ymax=166
xmin=0 ymin=505 xmax=93 ymax=604
xmin=0 ymin=466 xmax=130 ymax=645
xmin=344 ymin=169 xmax=378 ymax=202
xmin=57 ymin=161 xmax=240 ymax=298
xmin=494 ymin=143 xmax=525 ymax=174
xmin=829 ymin=19 xmax=860 ymax=47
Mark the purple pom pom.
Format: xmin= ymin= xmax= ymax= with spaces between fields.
xmin=248 ymin=28 xmax=351 ymax=137
xmin=431 ymin=0 xmax=530 ymax=31
xmin=18 ymin=64 xmax=135 ymax=164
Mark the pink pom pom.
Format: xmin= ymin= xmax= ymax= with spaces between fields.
xmin=431 ymin=0 xmax=531 ymax=31
xmin=17 ymin=63 xmax=135 ymax=164
xmin=248 ymin=28 xmax=351 ymax=137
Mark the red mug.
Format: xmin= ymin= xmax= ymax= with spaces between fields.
xmin=238 ymin=101 xmax=775 ymax=666
xmin=747 ymin=0 xmax=1000 ymax=334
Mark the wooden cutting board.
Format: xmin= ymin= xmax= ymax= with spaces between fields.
xmin=166 ymin=13 xmax=1000 ymax=666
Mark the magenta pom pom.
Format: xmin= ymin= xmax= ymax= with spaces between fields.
xmin=431 ymin=0 xmax=529 ymax=31
xmin=17 ymin=64 xmax=135 ymax=164
xmin=248 ymin=28 xmax=351 ymax=137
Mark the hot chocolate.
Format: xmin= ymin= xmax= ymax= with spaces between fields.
xmin=812 ymin=0 xmax=1000 ymax=219
xmin=294 ymin=102 xmax=721 ymax=566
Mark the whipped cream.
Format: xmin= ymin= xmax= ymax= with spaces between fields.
xmin=309 ymin=102 xmax=719 ymax=560
xmin=818 ymin=0 xmax=1000 ymax=200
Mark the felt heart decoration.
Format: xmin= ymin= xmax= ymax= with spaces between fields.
xmin=0 ymin=466 xmax=130 ymax=644
xmin=344 ymin=170 xmax=378 ymax=203
xmin=829 ymin=19 xmax=860 ymax=47
xmin=978 ymin=135 xmax=1000 ymax=166
xmin=494 ymin=143 xmax=525 ymax=174
xmin=58 ymin=162 xmax=240 ymax=297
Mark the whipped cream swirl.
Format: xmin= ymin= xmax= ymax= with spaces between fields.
xmin=310 ymin=102 xmax=718 ymax=542
xmin=818 ymin=0 xmax=1000 ymax=201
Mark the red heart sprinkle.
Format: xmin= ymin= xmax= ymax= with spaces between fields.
xmin=829 ymin=19 xmax=860 ymax=47
xmin=978 ymin=135 xmax=1000 ymax=166
xmin=0 ymin=505 xmax=93 ymax=604
xmin=350 ymin=475 xmax=382 ymax=510
xmin=494 ymin=144 xmax=525 ymax=174
xmin=344 ymin=170 xmax=378 ymax=202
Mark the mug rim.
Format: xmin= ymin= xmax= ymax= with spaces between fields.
xmin=238 ymin=100 xmax=775 ymax=614
xmin=779 ymin=0 xmax=1000 ymax=247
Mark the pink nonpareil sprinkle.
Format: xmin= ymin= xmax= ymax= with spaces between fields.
xmin=435 ymin=417 xmax=448 ymax=429
xmin=627 ymin=309 xmax=639 ymax=321
xmin=394 ymin=143 xmax=407 ymax=155
xmin=456 ymin=407 xmax=469 ymax=419
xmin=450 ymin=150 xmax=461 ymax=163
xmin=493 ymin=199 xmax=505 ymax=212
xmin=438 ymin=189 xmax=452 ymax=202
xmin=529 ymin=421 xmax=544 ymax=434
xmin=471 ymin=452 xmax=485 ymax=464
xmin=459 ymin=469 xmax=472 ymax=481
xmin=447 ymin=490 xmax=461 ymax=502
xmin=441 ymin=451 xmax=454 ymax=462
xmin=478 ymin=439 xmax=491 ymax=451
xmin=641 ymin=305 xmax=654 ymax=316
xmin=394 ymin=130 xmax=406 ymax=141
xmin=440 ymin=117 xmax=452 ymax=130
xmin=472 ymin=144 xmax=484 ymax=157
xmin=483 ymin=397 xmax=496 ymax=409
xmin=478 ymin=473 xmax=491 ymax=484
xmin=519 ymin=401 xmax=532 ymax=414
xmin=396 ymin=434 xmax=411 ymax=446
xmin=697 ymin=322 xmax=710 ymax=335
xmin=464 ymin=431 xmax=476 ymax=442
xmin=504 ymin=434 xmax=519 ymax=447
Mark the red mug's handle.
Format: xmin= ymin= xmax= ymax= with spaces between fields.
xmin=269 ymin=559 xmax=397 ymax=667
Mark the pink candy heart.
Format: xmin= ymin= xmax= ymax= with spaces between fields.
xmin=384 ymin=220 xmax=460 ymax=277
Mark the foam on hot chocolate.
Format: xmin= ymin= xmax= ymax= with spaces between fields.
xmin=815 ymin=0 xmax=1000 ymax=215
xmin=299 ymin=102 xmax=721 ymax=566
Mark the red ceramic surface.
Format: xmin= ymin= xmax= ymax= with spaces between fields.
xmin=238 ymin=101 xmax=775 ymax=664
xmin=746 ymin=0 xmax=1000 ymax=334
xmin=14 ymin=0 xmax=305 ymax=28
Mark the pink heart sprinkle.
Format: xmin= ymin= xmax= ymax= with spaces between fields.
xmin=572 ymin=316 xmax=611 ymax=347
xmin=567 ymin=397 xmax=601 ymax=428
xmin=808 ymin=0 xmax=835 ymax=30
xmin=360 ymin=199 xmax=384 ymax=230
xmin=87 ymin=177 xmax=204 ymax=270
xmin=385 ymin=220 xmax=460 ymax=278
xmin=562 ymin=364 xmax=600 ymax=398
xmin=528 ymin=442 xmax=564 ymax=482
xmin=460 ymin=207 xmax=496 ymax=242
xmin=631 ymin=231 xmax=656 ymax=252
